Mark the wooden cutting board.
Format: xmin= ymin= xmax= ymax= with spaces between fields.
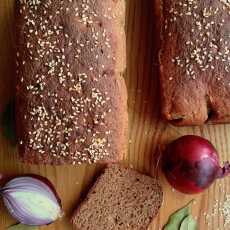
xmin=0 ymin=1 xmax=229 ymax=229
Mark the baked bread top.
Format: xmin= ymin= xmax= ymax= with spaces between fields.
xmin=160 ymin=0 xmax=230 ymax=125
xmin=15 ymin=0 xmax=127 ymax=164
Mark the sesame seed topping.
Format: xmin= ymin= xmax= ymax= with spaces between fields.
xmin=165 ymin=0 xmax=230 ymax=82
xmin=17 ymin=0 xmax=117 ymax=164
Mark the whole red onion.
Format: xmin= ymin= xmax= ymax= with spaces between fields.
xmin=162 ymin=135 xmax=230 ymax=194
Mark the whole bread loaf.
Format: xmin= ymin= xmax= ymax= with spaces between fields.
xmin=72 ymin=164 xmax=163 ymax=230
xmin=15 ymin=0 xmax=127 ymax=164
xmin=160 ymin=0 xmax=230 ymax=125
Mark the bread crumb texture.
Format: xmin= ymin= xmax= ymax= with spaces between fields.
xmin=16 ymin=0 xmax=127 ymax=164
xmin=72 ymin=164 xmax=163 ymax=230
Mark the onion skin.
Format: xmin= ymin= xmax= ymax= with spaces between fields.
xmin=0 ymin=174 xmax=14 ymax=187
xmin=162 ymin=135 xmax=230 ymax=194
xmin=0 ymin=175 xmax=63 ymax=226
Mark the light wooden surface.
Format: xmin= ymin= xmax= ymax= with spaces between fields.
xmin=0 ymin=1 xmax=230 ymax=229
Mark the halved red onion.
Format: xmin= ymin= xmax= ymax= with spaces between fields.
xmin=0 ymin=176 xmax=63 ymax=226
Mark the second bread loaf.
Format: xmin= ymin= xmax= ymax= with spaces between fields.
xmin=160 ymin=0 xmax=230 ymax=125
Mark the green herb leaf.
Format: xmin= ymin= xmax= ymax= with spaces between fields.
xmin=180 ymin=215 xmax=197 ymax=230
xmin=164 ymin=201 xmax=193 ymax=230
xmin=1 ymin=99 xmax=16 ymax=145
xmin=7 ymin=223 xmax=38 ymax=230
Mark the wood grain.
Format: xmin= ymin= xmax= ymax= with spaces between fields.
xmin=0 ymin=0 xmax=230 ymax=229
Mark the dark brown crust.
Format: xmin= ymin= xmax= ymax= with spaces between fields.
xmin=71 ymin=164 xmax=163 ymax=230
xmin=160 ymin=0 xmax=230 ymax=126
xmin=15 ymin=0 xmax=128 ymax=164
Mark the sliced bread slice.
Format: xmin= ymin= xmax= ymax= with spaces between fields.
xmin=72 ymin=164 xmax=163 ymax=230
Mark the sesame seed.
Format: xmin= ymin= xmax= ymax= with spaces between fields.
xmin=17 ymin=0 xmax=116 ymax=163
xmin=166 ymin=0 xmax=230 ymax=81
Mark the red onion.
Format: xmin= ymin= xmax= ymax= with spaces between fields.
xmin=0 ymin=175 xmax=63 ymax=226
xmin=161 ymin=135 xmax=230 ymax=194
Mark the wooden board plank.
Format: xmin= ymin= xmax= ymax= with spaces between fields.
xmin=0 ymin=0 xmax=230 ymax=229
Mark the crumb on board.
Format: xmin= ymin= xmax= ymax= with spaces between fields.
xmin=204 ymin=194 xmax=230 ymax=228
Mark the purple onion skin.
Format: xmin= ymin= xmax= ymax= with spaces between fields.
xmin=0 ymin=174 xmax=15 ymax=187
xmin=0 ymin=175 xmax=63 ymax=226
xmin=1 ymin=174 xmax=61 ymax=206
xmin=0 ymin=174 xmax=62 ymax=207
xmin=162 ymin=135 xmax=230 ymax=194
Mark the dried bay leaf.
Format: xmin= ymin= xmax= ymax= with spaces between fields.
xmin=164 ymin=201 xmax=194 ymax=230
xmin=7 ymin=223 xmax=38 ymax=230
xmin=180 ymin=215 xmax=197 ymax=230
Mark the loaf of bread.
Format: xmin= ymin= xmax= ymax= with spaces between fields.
xmin=15 ymin=0 xmax=127 ymax=164
xmin=72 ymin=164 xmax=163 ymax=230
xmin=160 ymin=0 xmax=230 ymax=125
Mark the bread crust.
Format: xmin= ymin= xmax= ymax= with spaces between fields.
xmin=160 ymin=0 xmax=230 ymax=125
xmin=15 ymin=0 xmax=128 ymax=164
